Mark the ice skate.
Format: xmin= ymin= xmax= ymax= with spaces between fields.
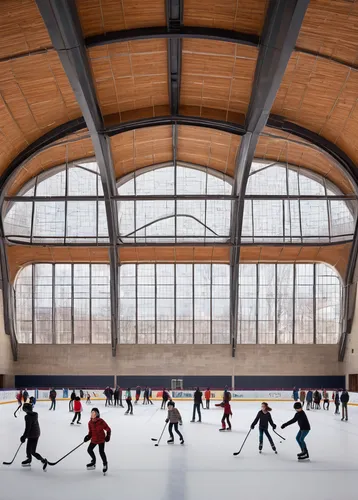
xmin=219 ymin=427 xmax=226 ymax=432
xmin=87 ymin=461 xmax=96 ymax=470
xmin=190 ymin=419 xmax=195 ymax=423
xmin=180 ymin=438 xmax=184 ymax=445
xmin=42 ymin=458 xmax=48 ymax=471
xmin=259 ymin=444 xmax=263 ymax=454
xmin=298 ymin=450 xmax=309 ymax=460
xmin=272 ymin=446 xmax=277 ymax=454
xmin=167 ymin=438 xmax=174 ymax=444
xmin=21 ymin=458 xmax=31 ymax=467
xmin=103 ymin=463 xmax=108 ymax=475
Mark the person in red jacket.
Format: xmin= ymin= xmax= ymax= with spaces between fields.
xmin=84 ymin=408 xmax=111 ymax=474
xmin=71 ymin=396 xmax=83 ymax=425
xmin=219 ymin=400 xmax=232 ymax=431
xmin=204 ymin=388 xmax=211 ymax=409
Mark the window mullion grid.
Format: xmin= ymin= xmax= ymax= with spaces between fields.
xmin=256 ymin=263 xmax=259 ymax=344
xmin=134 ymin=174 xmax=137 ymax=245
xmin=313 ymin=263 xmax=317 ymax=344
xmin=174 ymin=264 xmax=177 ymax=344
xmin=251 ymin=199 xmax=255 ymax=243
xmin=192 ymin=263 xmax=195 ymax=344
xmin=135 ymin=264 xmax=138 ymax=344
xmin=210 ymin=263 xmax=213 ymax=344
xmin=32 ymin=263 xmax=35 ymax=344
xmin=274 ymin=264 xmax=278 ymax=344
xmin=293 ymin=263 xmax=296 ymax=344
xmin=52 ymin=263 xmax=56 ymax=344
xmin=325 ymin=178 xmax=332 ymax=243
xmin=96 ymin=168 xmax=99 ymax=245
xmin=285 ymin=162 xmax=292 ymax=243
xmin=154 ymin=263 xmax=157 ymax=345
xmin=64 ymin=156 xmax=68 ymax=245
xmin=89 ymin=264 xmax=92 ymax=344
xmin=297 ymin=168 xmax=303 ymax=243
xmin=71 ymin=263 xmax=74 ymax=344
xmin=30 ymin=176 xmax=38 ymax=244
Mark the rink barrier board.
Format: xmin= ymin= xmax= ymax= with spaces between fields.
xmin=2 ymin=389 xmax=358 ymax=405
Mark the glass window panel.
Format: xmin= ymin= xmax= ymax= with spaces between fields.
xmin=34 ymin=264 xmax=53 ymax=344
xmin=68 ymin=166 xmax=97 ymax=196
xmin=329 ymin=200 xmax=355 ymax=240
xmin=4 ymin=202 xmax=33 ymax=240
xmin=55 ymin=264 xmax=72 ymax=344
xmin=15 ymin=266 xmax=33 ymax=343
xmin=238 ymin=264 xmax=257 ymax=344
xmin=277 ymin=264 xmax=294 ymax=344
xmin=247 ymin=164 xmax=287 ymax=195
xmin=32 ymin=201 xmax=65 ymax=243
xmin=300 ymin=200 xmax=329 ymax=241
xmin=316 ymin=264 xmax=341 ymax=344
xmin=36 ymin=169 xmax=66 ymax=196
xmin=252 ymin=200 xmax=283 ymax=242
xmin=66 ymin=201 xmax=97 ymax=242
xmin=295 ymin=264 xmax=314 ymax=344
xmin=258 ymin=265 xmax=276 ymax=344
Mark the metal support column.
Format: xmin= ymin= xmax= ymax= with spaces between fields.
xmin=229 ymin=0 xmax=309 ymax=356
xmin=36 ymin=0 xmax=120 ymax=355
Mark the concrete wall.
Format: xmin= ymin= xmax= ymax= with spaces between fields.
xmin=0 ymin=291 xmax=14 ymax=387
xmin=15 ymin=343 xmax=342 ymax=378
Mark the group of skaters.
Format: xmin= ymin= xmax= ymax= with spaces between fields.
xmin=293 ymin=387 xmax=350 ymax=421
xmin=103 ymin=385 xmax=154 ymax=411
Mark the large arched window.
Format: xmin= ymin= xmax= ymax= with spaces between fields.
xmin=15 ymin=262 xmax=341 ymax=345
xmin=117 ymin=163 xmax=232 ymax=243
xmin=243 ymin=161 xmax=356 ymax=243
xmin=4 ymin=161 xmax=108 ymax=244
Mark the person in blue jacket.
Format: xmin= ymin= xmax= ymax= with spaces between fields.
xmin=292 ymin=387 xmax=299 ymax=402
xmin=306 ymin=389 xmax=313 ymax=410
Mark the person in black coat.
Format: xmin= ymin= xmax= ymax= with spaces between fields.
xmin=69 ymin=390 xmax=76 ymax=412
xmin=340 ymin=390 xmax=349 ymax=421
xmin=191 ymin=388 xmax=202 ymax=422
xmin=20 ymin=403 xmax=47 ymax=469
xmin=49 ymin=388 xmax=57 ymax=411
xmin=281 ymin=402 xmax=311 ymax=460
xmin=251 ymin=402 xmax=277 ymax=453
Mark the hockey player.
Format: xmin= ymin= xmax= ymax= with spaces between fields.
xmin=251 ymin=402 xmax=277 ymax=453
xmin=205 ymin=388 xmax=211 ymax=409
xmin=219 ymin=398 xmax=232 ymax=431
xmin=23 ymin=389 xmax=29 ymax=403
xmin=84 ymin=408 xmax=111 ymax=474
xmin=281 ymin=402 xmax=311 ymax=460
xmin=16 ymin=390 xmax=23 ymax=408
xmin=20 ymin=403 xmax=47 ymax=470
xmin=166 ymin=401 xmax=184 ymax=444
xmin=161 ymin=388 xmax=170 ymax=410
xmin=71 ymin=396 xmax=83 ymax=425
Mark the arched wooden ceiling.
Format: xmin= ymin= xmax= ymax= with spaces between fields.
xmin=8 ymin=242 xmax=350 ymax=283
xmin=6 ymin=124 xmax=352 ymax=197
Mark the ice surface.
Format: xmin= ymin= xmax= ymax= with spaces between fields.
xmin=0 ymin=400 xmax=357 ymax=500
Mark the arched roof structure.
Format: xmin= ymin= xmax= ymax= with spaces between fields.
xmin=1 ymin=0 xmax=358 ymax=360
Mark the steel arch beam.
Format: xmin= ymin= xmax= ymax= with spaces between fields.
xmin=35 ymin=0 xmax=119 ymax=355
xmin=229 ymin=0 xmax=310 ymax=357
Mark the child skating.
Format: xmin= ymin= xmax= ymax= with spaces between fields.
xmin=251 ymin=402 xmax=277 ymax=453
xmin=71 ymin=396 xmax=82 ymax=424
xmin=165 ymin=401 xmax=184 ymax=444
xmin=20 ymin=403 xmax=48 ymax=470
xmin=219 ymin=399 xmax=232 ymax=431
xmin=281 ymin=402 xmax=311 ymax=460
xmin=84 ymin=408 xmax=111 ymax=474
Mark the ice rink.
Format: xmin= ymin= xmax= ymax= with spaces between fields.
xmin=0 ymin=399 xmax=357 ymax=500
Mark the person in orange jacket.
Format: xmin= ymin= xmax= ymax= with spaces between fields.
xmin=204 ymin=388 xmax=211 ymax=409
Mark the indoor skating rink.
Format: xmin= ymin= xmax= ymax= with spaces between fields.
xmin=0 ymin=400 xmax=356 ymax=500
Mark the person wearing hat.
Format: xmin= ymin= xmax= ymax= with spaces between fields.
xmin=84 ymin=408 xmax=111 ymax=474
xmin=166 ymin=401 xmax=184 ymax=444
xmin=281 ymin=402 xmax=311 ymax=460
xmin=20 ymin=403 xmax=47 ymax=470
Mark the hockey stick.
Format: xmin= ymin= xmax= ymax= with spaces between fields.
xmin=3 ymin=443 xmax=23 ymax=465
xmin=47 ymin=442 xmax=85 ymax=466
xmin=151 ymin=422 xmax=168 ymax=446
xmin=273 ymin=429 xmax=286 ymax=441
xmin=233 ymin=429 xmax=251 ymax=456
xmin=14 ymin=404 xmax=22 ymax=418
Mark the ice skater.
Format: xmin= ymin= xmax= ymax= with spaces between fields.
xmin=219 ymin=398 xmax=232 ymax=431
xmin=191 ymin=387 xmax=202 ymax=423
xmin=161 ymin=388 xmax=170 ymax=409
xmin=16 ymin=390 xmax=23 ymax=409
xmin=125 ymin=388 xmax=133 ymax=414
xmin=341 ymin=390 xmax=349 ymax=421
xmin=251 ymin=402 xmax=277 ymax=453
xmin=86 ymin=392 xmax=91 ymax=405
xmin=281 ymin=402 xmax=311 ymax=460
xmin=84 ymin=408 xmax=111 ymax=474
xmin=49 ymin=387 xmax=56 ymax=411
xmin=23 ymin=389 xmax=29 ymax=403
xmin=135 ymin=385 xmax=141 ymax=404
xmin=71 ymin=396 xmax=82 ymax=425
xmin=299 ymin=389 xmax=306 ymax=408
xmin=166 ymin=401 xmax=184 ymax=444
xmin=20 ymin=403 xmax=47 ymax=469
xmin=205 ymin=388 xmax=211 ymax=409
xmin=292 ymin=387 xmax=299 ymax=402
xmin=69 ymin=390 xmax=76 ymax=412
xmin=306 ymin=389 xmax=313 ymax=410
xmin=29 ymin=395 xmax=36 ymax=408
xmin=322 ymin=389 xmax=330 ymax=410
xmin=333 ymin=390 xmax=340 ymax=414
